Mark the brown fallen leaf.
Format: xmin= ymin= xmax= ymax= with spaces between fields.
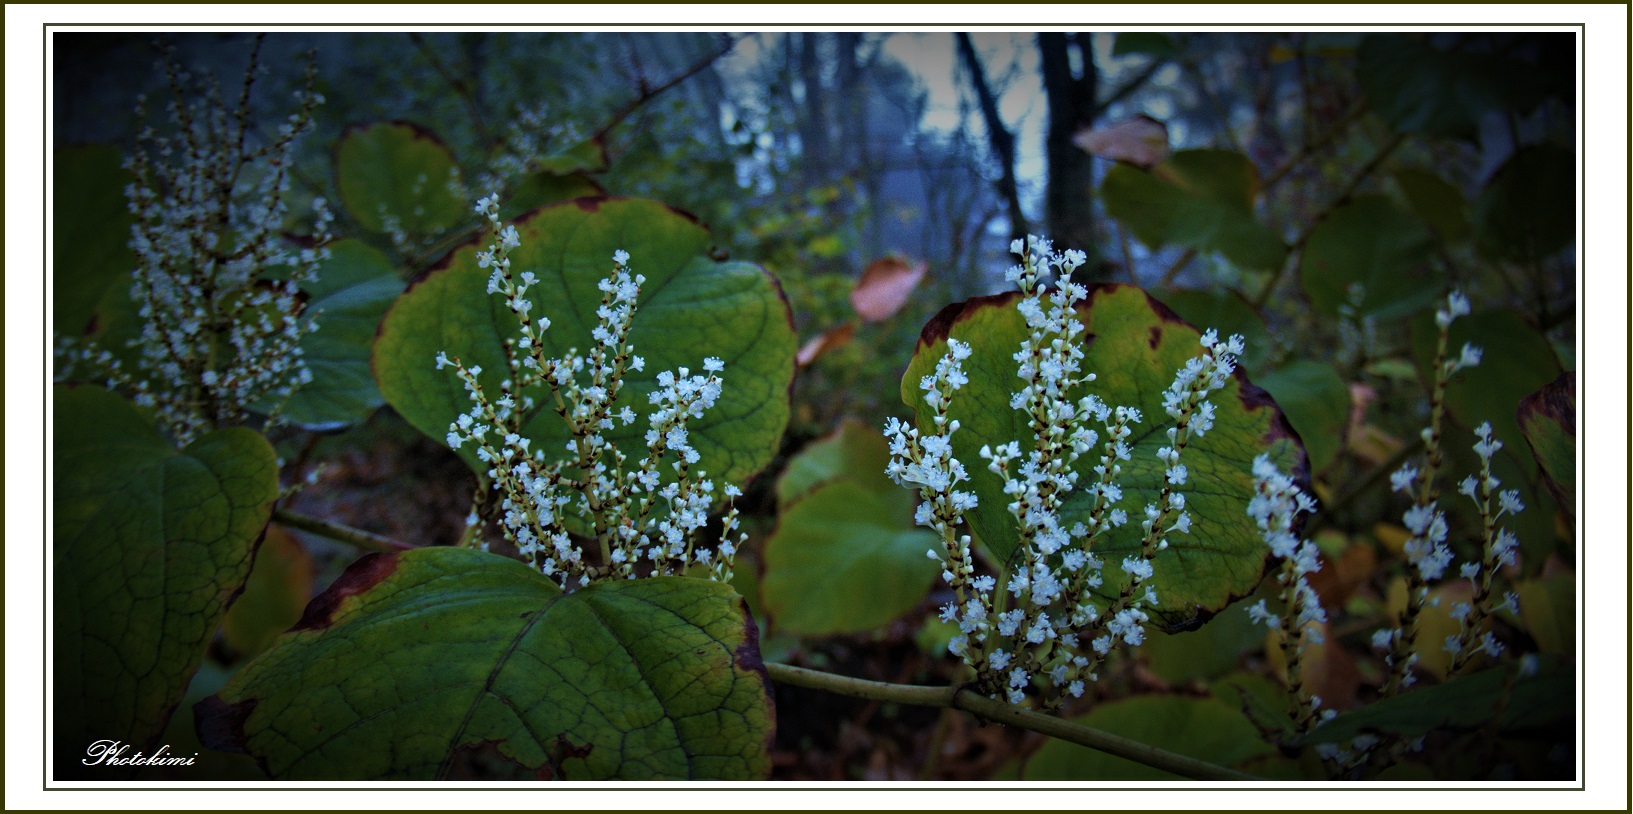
xmin=1306 ymin=538 xmax=1379 ymax=609
xmin=1072 ymin=115 xmax=1170 ymax=167
xmin=851 ymin=255 xmax=927 ymax=322
xmin=796 ymin=321 xmax=856 ymax=367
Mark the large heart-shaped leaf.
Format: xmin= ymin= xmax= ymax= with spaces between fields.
xmin=761 ymin=420 xmax=939 ymax=635
xmin=53 ymin=385 xmax=278 ymax=778
xmin=1100 ymin=150 xmax=1287 ymax=272
xmin=1300 ymin=194 xmax=1441 ymax=320
xmin=335 ymin=121 xmax=467 ymax=238
xmin=902 ymin=285 xmax=1304 ymax=628
xmin=197 ymin=547 xmax=774 ymax=780
xmin=278 ymin=239 xmax=406 ymax=429
xmin=762 ymin=480 xmax=939 ymax=637
xmin=775 ymin=418 xmax=896 ymax=508
xmin=373 ymin=197 xmax=795 ymax=489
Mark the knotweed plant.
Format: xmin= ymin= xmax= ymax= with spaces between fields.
xmin=437 ymin=194 xmax=745 ymax=590
xmin=1243 ymin=454 xmax=1330 ymax=738
xmin=1374 ymin=291 xmax=1515 ymax=695
xmin=886 ymin=237 xmax=1243 ymax=707
xmin=1255 ymin=291 xmax=1528 ymax=776
xmin=56 ymin=36 xmax=331 ymax=447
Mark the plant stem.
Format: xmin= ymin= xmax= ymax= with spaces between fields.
xmin=272 ymin=507 xmax=413 ymax=553
xmin=765 ymin=663 xmax=1259 ymax=781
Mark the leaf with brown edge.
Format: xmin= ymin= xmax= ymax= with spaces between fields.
xmin=198 ymin=547 xmax=774 ymax=780
xmin=851 ymin=255 xmax=927 ymax=322
xmin=901 ymin=284 xmax=1306 ymax=629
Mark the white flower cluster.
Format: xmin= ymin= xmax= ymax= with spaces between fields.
xmin=479 ymin=101 xmax=585 ymax=194
xmin=886 ymin=236 xmax=1242 ymax=707
xmin=1244 ymin=454 xmax=1330 ymax=736
xmin=438 ymin=195 xmax=744 ymax=590
xmin=1443 ymin=421 xmax=1524 ymax=670
xmin=1376 ymin=290 xmax=1509 ymax=693
xmin=57 ymin=38 xmax=330 ymax=447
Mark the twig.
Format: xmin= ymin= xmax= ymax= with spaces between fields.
xmin=765 ymin=663 xmax=1260 ymax=781
xmin=1254 ymin=131 xmax=1406 ymax=310
xmin=273 ymin=507 xmax=414 ymax=553
xmin=1260 ymin=101 xmax=1366 ymax=194
xmin=1092 ymin=58 xmax=1167 ymax=119
xmin=593 ymin=35 xmax=735 ymax=143
xmin=1159 ymin=247 xmax=1197 ymax=287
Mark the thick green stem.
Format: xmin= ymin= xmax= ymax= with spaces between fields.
xmin=765 ymin=663 xmax=1259 ymax=781
xmin=272 ymin=507 xmax=413 ymax=553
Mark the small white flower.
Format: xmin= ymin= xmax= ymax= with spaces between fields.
xmin=1391 ymin=465 xmax=1419 ymax=494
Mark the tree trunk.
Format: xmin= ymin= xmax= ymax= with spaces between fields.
xmin=955 ymin=32 xmax=1028 ymax=247
xmin=1038 ymin=32 xmax=1101 ymax=266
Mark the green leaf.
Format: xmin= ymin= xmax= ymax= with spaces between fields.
xmin=761 ymin=479 xmax=940 ymax=636
xmin=1357 ymin=34 xmax=1549 ymax=140
xmin=1517 ymin=372 xmax=1575 ymax=516
xmin=775 ymin=418 xmax=896 ymax=508
xmin=1101 ymin=150 xmax=1287 ymax=272
xmin=1142 ymin=593 xmax=1268 ymax=684
xmin=373 ymin=197 xmax=795 ymax=493
xmin=902 ymin=285 xmax=1304 ymax=627
xmin=1393 ymin=167 xmax=1471 ymax=243
xmin=221 ymin=523 xmax=314 ymax=660
xmin=198 ymin=547 xmax=774 ymax=780
xmin=279 ymin=239 xmax=406 ymax=429
xmin=1475 ymin=144 xmax=1575 ymax=265
xmin=1300 ymin=194 xmax=1441 ymax=320
xmin=1016 ymin=695 xmax=1274 ymax=780
xmin=1213 ymin=670 xmax=1294 ymax=742
xmin=53 ymin=385 xmax=278 ymax=777
xmin=335 ymin=121 xmax=467 ymax=237
xmin=528 ymin=136 xmax=610 ymax=176
xmin=1299 ymin=657 xmax=1572 ymax=746
xmin=1111 ymin=32 xmax=1179 ymax=59
xmin=1255 ymin=360 xmax=1351 ymax=473
xmin=53 ymin=144 xmax=136 ymax=336
xmin=1156 ymin=287 xmax=1275 ymax=373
